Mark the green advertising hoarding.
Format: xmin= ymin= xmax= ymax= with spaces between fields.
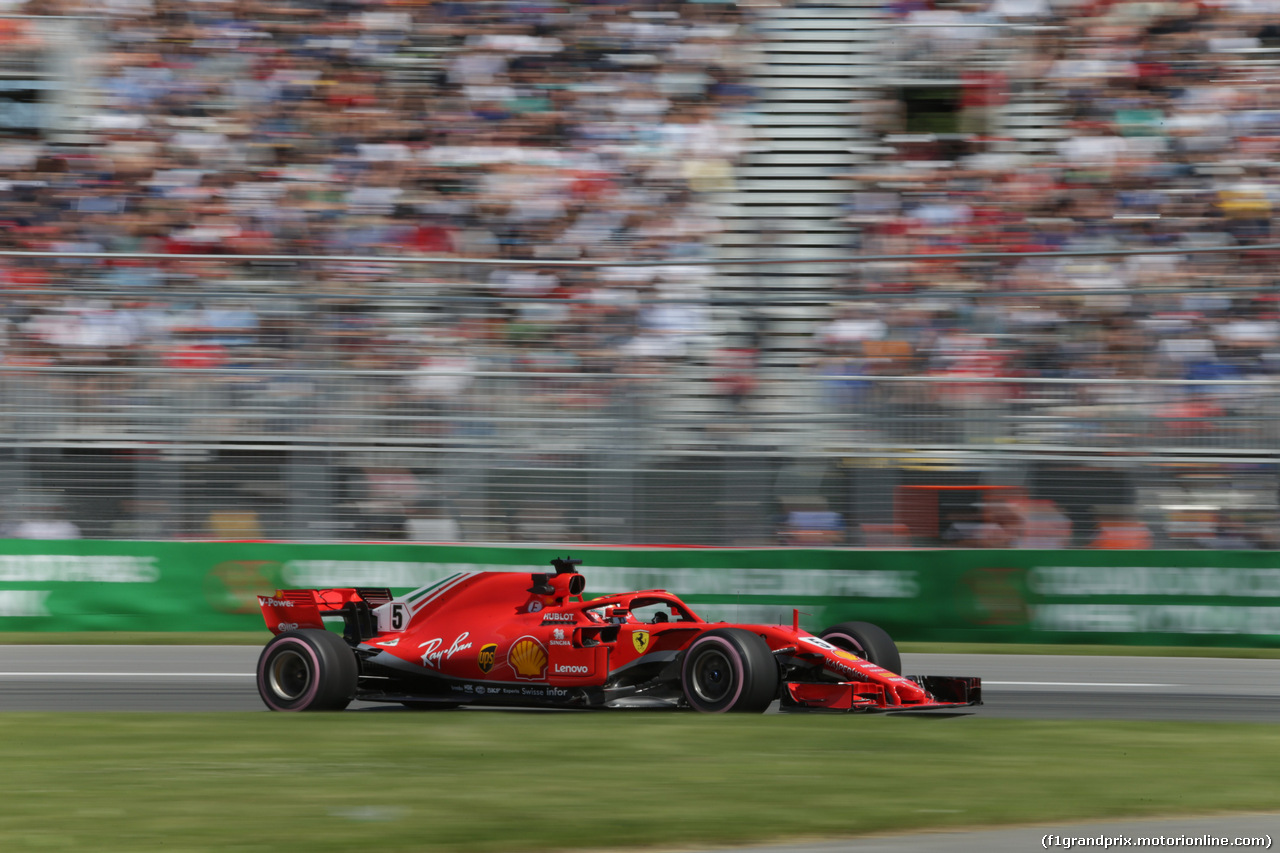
xmin=0 ymin=540 xmax=1277 ymax=646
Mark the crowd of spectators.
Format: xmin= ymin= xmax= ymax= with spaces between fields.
xmin=5 ymin=0 xmax=1275 ymax=411
xmin=817 ymin=0 xmax=1280 ymax=549
xmin=828 ymin=0 xmax=1279 ymax=446
xmin=0 ymin=0 xmax=749 ymax=413
xmin=0 ymin=0 xmax=1276 ymax=546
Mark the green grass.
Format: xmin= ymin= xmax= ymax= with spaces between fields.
xmin=0 ymin=714 xmax=1276 ymax=853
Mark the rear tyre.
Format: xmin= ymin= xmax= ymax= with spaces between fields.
xmin=680 ymin=628 xmax=780 ymax=713
xmin=257 ymin=629 xmax=358 ymax=711
xmin=819 ymin=621 xmax=901 ymax=675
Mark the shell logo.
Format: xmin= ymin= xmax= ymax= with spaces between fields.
xmin=509 ymin=637 xmax=548 ymax=680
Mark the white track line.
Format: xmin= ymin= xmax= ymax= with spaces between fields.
xmin=0 ymin=672 xmax=253 ymax=678
xmin=985 ymin=681 xmax=1176 ymax=688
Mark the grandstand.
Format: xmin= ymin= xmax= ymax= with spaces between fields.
xmin=0 ymin=1 xmax=1275 ymax=549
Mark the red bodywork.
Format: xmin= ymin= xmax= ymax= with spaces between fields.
xmin=256 ymin=562 xmax=981 ymax=712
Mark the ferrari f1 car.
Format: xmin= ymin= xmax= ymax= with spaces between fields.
xmin=255 ymin=558 xmax=981 ymax=713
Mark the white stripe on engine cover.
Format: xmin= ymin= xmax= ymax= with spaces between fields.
xmin=407 ymin=572 xmax=476 ymax=613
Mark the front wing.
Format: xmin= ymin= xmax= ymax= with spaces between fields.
xmin=781 ymin=675 xmax=982 ymax=712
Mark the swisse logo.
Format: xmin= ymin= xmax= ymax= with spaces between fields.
xmin=0 ymin=555 xmax=159 ymax=584
xmin=553 ymin=664 xmax=590 ymax=675
xmin=0 ymin=590 xmax=51 ymax=617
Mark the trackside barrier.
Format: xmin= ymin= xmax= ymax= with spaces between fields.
xmin=0 ymin=540 xmax=1278 ymax=646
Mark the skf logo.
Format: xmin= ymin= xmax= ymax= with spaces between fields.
xmin=632 ymin=630 xmax=650 ymax=654
xmin=477 ymin=643 xmax=497 ymax=674
xmin=509 ymin=637 xmax=548 ymax=680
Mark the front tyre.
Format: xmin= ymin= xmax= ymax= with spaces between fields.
xmin=819 ymin=621 xmax=901 ymax=675
xmin=257 ymin=629 xmax=358 ymax=711
xmin=680 ymin=628 xmax=780 ymax=713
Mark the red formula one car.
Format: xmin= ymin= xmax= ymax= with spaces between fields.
xmin=255 ymin=558 xmax=981 ymax=713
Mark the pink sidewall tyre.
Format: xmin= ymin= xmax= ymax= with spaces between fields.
xmin=819 ymin=621 xmax=902 ymax=675
xmin=256 ymin=629 xmax=358 ymax=711
xmin=680 ymin=628 xmax=779 ymax=713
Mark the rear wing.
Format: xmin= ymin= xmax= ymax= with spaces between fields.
xmin=257 ymin=587 xmax=394 ymax=643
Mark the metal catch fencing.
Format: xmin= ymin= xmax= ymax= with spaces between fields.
xmin=0 ymin=247 xmax=1275 ymax=549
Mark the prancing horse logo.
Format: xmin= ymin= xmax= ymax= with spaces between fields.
xmin=632 ymin=630 xmax=650 ymax=654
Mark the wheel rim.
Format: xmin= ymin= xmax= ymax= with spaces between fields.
xmin=691 ymin=648 xmax=735 ymax=704
xmin=268 ymin=648 xmax=312 ymax=700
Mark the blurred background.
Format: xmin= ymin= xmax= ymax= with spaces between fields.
xmin=0 ymin=0 xmax=1276 ymax=549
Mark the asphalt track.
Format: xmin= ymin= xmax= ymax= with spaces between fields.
xmin=1 ymin=648 xmax=1278 ymax=720
xmin=2 ymin=648 xmax=1278 ymax=851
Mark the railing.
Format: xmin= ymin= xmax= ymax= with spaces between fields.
xmin=0 ymin=247 xmax=1275 ymax=548
xmin=0 ymin=366 xmax=1273 ymax=547
xmin=0 ymin=366 xmax=1274 ymax=452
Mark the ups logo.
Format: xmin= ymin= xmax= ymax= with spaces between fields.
xmin=477 ymin=643 xmax=497 ymax=674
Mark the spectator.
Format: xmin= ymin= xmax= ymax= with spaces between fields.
xmin=778 ymin=497 xmax=846 ymax=545
xmin=404 ymin=501 xmax=462 ymax=542
xmin=8 ymin=497 xmax=81 ymax=540
xmin=1090 ymin=511 xmax=1154 ymax=550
